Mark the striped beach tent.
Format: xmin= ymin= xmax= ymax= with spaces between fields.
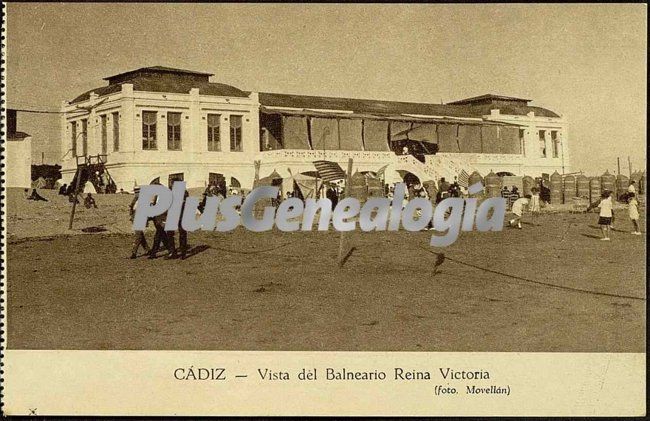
xmin=457 ymin=169 xmax=470 ymax=188
xmin=313 ymin=160 xmax=346 ymax=182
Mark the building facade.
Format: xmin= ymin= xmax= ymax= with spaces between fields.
xmin=60 ymin=67 xmax=570 ymax=191
xmin=6 ymin=109 xmax=33 ymax=189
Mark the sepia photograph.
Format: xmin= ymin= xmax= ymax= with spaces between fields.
xmin=1 ymin=2 xmax=646 ymax=416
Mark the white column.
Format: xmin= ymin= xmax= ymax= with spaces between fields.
xmin=222 ymin=114 xmax=231 ymax=152
xmin=120 ymin=84 xmax=135 ymax=154
xmin=189 ymin=88 xmax=200 ymax=157
xmin=106 ymin=113 xmax=112 ymax=157
xmin=560 ymin=125 xmax=570 ymax=173
xmin=523 ymin=124 xmax=535 ymax=161
xmin=88 ymin=92 xmax=98 ymax=157
xmin=198 ymin=110 xmax=209 ymax=153
xmin=158 ymin=110 xmax=167 ymax=151
xmin=246 ymin=92 xmax=261 ymax=153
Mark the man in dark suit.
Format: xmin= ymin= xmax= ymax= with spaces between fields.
xmin=148 ymin=179 xmax=173 ymax=259
xmin=166 ymin=190 xmax=189 ymax=260
xmin=326 ymin=184 xmax=339 ymax=208
xmin=129 ymin=187 xmax=150 ymax=259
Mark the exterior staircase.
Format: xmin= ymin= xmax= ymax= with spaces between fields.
xmin=394 ymin=153 xmax=476 ymax=185
xmin=68 ymin=154 xmax=117 ymax=195
xmin=425 ymin=153 xmax=474 ymax=183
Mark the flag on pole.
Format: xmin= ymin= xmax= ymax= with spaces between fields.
xmin=375 ymin=164 xmax=389 ymax=179
xmin=313 ymin=160 xmax=346 ymax=182
xmin=457 ymin=169 xmax=470 ymax=188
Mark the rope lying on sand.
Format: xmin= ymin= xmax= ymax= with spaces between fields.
xmin=418 ymin=245 xmax=646 ymax=302
xmin=210 ymin=240 xmax=298 ymax=255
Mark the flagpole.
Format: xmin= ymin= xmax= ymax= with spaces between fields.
xmin=628 ymin=156 xmax=632 ymax=179
xmin=338 ymin=158 xmax=354 ymax=268
xmin=287 ymin=167 xmax=294 ymax=199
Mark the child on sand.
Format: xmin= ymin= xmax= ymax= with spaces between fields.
xmin=530 ymin=187 xmax=541 ymax=213
xmin=628 ymin=193 xmax=641 ymax=235
xmin=84 ymin=193 xmax=97 ymax=209
xmin=595 ymin=190 xmax=613 ymax=241
xmin=509 ymin=194 xmax=531 ymax=229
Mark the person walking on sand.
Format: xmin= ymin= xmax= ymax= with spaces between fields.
xmin=627 ymin=192 xmax=641 ymax=235
xmin=529 ymin=187 xmax=541 ymax=213
xmin=148 ymin=180 xmax=173 ymax=259
xmin=529 ymin=187 xmax=541 ymax=225
xmin=149 ymin=210 xmax=172 ymax=259
xmin=509 ymin=194 xmax=531 ymax=229
xmin=129 ymin=187 xmax=150 ymax=259
xmin=628 ymin=180 xmax=636 ymax=195
xmin=592 ymin=190 xmax=613 ymax=241
xmin=166 ymin=190 xmax=189 ymax=260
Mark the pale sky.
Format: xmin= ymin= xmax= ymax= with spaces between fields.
xmin=6 ymin=3 xmax=647 ymax=173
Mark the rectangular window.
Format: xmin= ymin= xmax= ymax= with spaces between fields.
xmin=168 ymin=172 xmax=184 ymax=188
xmin=71 ymin=121 xmax=77 ymax=156
xmin=230 ymin=115 xmax=243 ymax=152
xmin=112 ymin=112 xmax=120 ymax=152
xmin=551 ymin=131 xmax=559 ymax=158
xmin=519 ymin=129 xmax=526 ymax=157
xmin=260 ymin=112 xmax=283 ymax=150
xmin=207 ymin=114 xmax=221 ymax=151
xmin=538 ymin=130 xmax=546 ymax=158
xmin=167 ymin=112 xmax=182 ymax=150
xmin=142 ymin=111 xmax=157 ymax=150
xmin=101 ymin=115 xmax=108 ymax=155
xmin=81 ymin=119 xmax=88 ymax=156
xmin=209 ymin=172 xmax=224 ymax=186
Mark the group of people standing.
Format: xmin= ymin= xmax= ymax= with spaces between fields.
xmin=129 ymin=184 xmax=189 ymax=260
xmin=124 ymin=174 xmax=641 ymax=258
xmin=590 ymin=180 xmax=641 ymax=240
xmin=57 ymin=183 xmax=98 ymax=209
xmin=506 ymin=178 xmax=642 ymax=237
xmin=434 ymin=177 xmax=463 ymax=202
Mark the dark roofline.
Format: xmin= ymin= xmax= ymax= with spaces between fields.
xmin=68 ymin=69 xmax=559 ymax=118
xmin=260 ymin=91 xmax=418 ymax=107
xmin=103 ymin=66 xmax=214 ymax=82
xmin=258 ymin=91 xmax=474 ymax=115
xmin=447 ymin=94 xmax=532 ymax=105
xmin=70 ymin=79 xmax=249 ymax=104
xmin=259 ymin=91 xmax=560 ymax=118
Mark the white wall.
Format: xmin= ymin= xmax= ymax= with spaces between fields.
xmin=6 ymin=137 xmax=32 ymax=188
xmin=484 ymin=110 xmax=569 ymax=176
xmin=60 ymin=84 xmax=260 ymax=190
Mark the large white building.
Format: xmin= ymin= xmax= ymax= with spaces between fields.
xmin=60 ymin=66 xmax=570 ymax=191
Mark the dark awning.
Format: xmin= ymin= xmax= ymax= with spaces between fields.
xmin=260 ymin=106 xmax=521 ymax=127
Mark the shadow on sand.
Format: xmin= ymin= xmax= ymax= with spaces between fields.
xmin=182 ymin=244 xmax=211 ymax=260
xmin=581 ymin=233 xmax=603 ymax=239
